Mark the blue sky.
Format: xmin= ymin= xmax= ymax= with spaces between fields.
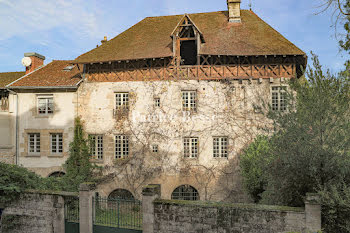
xmin=0 ymin=0 xmax=347 ymax=72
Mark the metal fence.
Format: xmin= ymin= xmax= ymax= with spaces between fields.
xmin=64 ymin=195 xmax=80 ymax=222
xmin=93 ymin=197 xmax=142 ymax=230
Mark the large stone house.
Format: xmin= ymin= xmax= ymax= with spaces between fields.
xmin=2 ymin=0 xmax=306 ymax=202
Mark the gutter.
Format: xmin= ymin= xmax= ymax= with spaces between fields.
xmin=7 ymin=86 xmax=78 ymax=90
xmin=6 ymin=88 xmax=19 ymax=165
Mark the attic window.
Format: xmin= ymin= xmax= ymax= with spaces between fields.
xmin=63 ymin=65 xmax=75 ymax=71
xmin=172 ymin=15 xmax=202 ymax=66
xmin=181 ymin=40 xmax=197 ymax=65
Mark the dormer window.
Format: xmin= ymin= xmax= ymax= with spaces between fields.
xmin=172 ymin=15 xmax=204 ymax=66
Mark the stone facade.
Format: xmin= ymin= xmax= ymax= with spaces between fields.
xmin=0 ymin=192 xmax=65 ymax=233
xmin=78 ymin=77 xmax=284 ymax=201
xmin=6 ymin=77 xmax=286 ymax=202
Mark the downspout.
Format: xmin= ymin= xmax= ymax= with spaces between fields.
xmin=7 ymin=89 xmax=19 ymax=165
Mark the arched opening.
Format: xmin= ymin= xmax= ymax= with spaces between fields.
xmin=108 ymin=189 xmax=134 ymax=200
xmin=48 ymin=171 xmax=65 ymax=178
xmin=171 ymin=185 xmax=199 ymax=201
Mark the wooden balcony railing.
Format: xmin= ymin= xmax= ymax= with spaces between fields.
xmin=87 ymin=64 xmax=296 ymax=83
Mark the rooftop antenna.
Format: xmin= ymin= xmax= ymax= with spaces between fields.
xmin=249 ymin=0 xmax=252 ymax=10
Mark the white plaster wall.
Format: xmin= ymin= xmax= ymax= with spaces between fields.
xmin=17 ymin=91 xmax=76 ymax=173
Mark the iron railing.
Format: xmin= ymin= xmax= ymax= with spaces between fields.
xmin=93 ymin=197 xmax=142 ymax=230
xmin=64 ymin=195 xmax=80 ymax=222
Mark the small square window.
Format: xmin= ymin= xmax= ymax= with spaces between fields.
xmin=152 ymin=145 xmax=158 ymax=153
xmin=154 ymin=98 xmax=160 ymax=107
xmin=38 ymin=96 xmax=54 ymax=115
xmin=115 ymin=93 xmax=129 ymax=110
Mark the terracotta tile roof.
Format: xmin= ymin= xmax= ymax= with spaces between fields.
xmin=0 ymin=72 xmax=25 ymax=88
xmin=8 ymin=60 xmax=82 ymax=88
xmin=74 ymin=10 xmax=305 ymax=64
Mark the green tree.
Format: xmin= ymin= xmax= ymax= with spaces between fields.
xmin=62 ymin=117 xmax=93 ymax=191
xmin=239 ymin=136 xmax=273 ymax=203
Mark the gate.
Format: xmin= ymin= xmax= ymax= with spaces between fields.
xmin=64 ymin=196 xmax=80 ymax=233
xmin=93 ymin=197 xmax=142 ymax=233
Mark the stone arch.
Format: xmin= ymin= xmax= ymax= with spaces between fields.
xmin=48 ymin=171 xmax=66 ymax=178
xmin=108 ymin=189 xmax=135 ymax=200
xmin=171 ymin=184 xmax=199 ymax=201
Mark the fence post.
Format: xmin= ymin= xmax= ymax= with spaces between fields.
xmin=53 ymin=195 xmax=65 ymax=233
xmin=142 ymin=184 xmax=161 ymax=233
xmin=79 ymin=183 xmax=96 ymax=233
xmin=305 ymin=193 xmax=322 ymax=232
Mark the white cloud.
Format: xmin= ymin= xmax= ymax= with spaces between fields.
xmin=0 ymin=0 xmax=100 ymax=41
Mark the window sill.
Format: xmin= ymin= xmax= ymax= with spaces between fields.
xmin=48 ymin=154 xmax=64 ymax=158
xmin=90 ymin=159 xmax=104 ymax=164
xmin=35 ymin=114 xmax=54 ymax=119
xmin=26 ymin=154 xmax=41 ymax=157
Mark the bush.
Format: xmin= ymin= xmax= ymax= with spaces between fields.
xmin=0 ymin=163 xmax=43 ymax=204
xmin=320 ymin=184 xmax=350 ymax=233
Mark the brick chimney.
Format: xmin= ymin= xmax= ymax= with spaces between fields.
xmin=24 ymin=52 xmax=45 ymax=74
xmin=227 ymin=0 xmax=241 ymax=23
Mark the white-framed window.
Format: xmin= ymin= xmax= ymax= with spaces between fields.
xmin=89 ymin=135 xmax=103 ymax=160
xmin=50 ymin=133 xmax=63 ymax=154
xmin=271 ymin=86 xmax=287 ymax=111
xmin=28 ymin=133 xmax=40 ymax=154
xmin=115 ymin=135 xmax=129 ymax=159
xmin=152 ymin=144 xmax=158 ymax=153
xmin=184 ymin=137 xmax=198 ymax=158
xmin=115 ymin=93 xmax=129 ymax=110
xmin=37 ymin=96 xmax=54 ymax=115
xmin=182 ymin=91 xmax=197 ymax=111
xmin=213 ymin=137 xmax=228 ymax=158
xmin=154 ymin=98 xmax=160 ymax=107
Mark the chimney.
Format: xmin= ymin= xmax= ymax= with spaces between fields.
xmin=101 ymin=36 xmax=108 ymax=45
xmin=24 ymin=52 xmax=45 ymax=74
xmin=227 ymin=0 xmax=241 ymax=23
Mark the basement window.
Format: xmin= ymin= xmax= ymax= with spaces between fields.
xmin=171 ymin=185 xmax=199 ymax=201
xmin=180 ymin=40 xmax=197 ymax=65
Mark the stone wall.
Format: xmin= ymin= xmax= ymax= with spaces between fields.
xmin=151 ymin=196 xmax=321 ymax=233
xmin=0 ymin=191 xmax=65 ymax=233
